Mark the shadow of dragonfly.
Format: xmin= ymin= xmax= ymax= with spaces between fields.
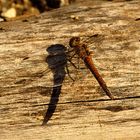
xmin=42 ymin=44 xmax=67 ymax=125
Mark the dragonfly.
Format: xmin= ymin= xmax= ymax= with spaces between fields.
xmin=42 ymin=36 xmax=114 ymax=100
xmin=40 ymin=35 xmax=114 ymax=125
xmin=69 ymin=36 xmax=114 ymax=100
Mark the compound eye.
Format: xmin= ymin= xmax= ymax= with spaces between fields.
xmin=69 ymin=37 xmax=80 ymax=47
xmin=75 ymin=37 xmax=80 ymax=42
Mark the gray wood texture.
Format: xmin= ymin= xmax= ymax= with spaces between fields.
xmin=0 ymin=0 xmax=140 ymax=139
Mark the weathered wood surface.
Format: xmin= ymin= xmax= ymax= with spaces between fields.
xmin=0 ymin=0 xmax=140 ymax=139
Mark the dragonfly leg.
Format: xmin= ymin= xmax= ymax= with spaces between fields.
xmin=67 ymin=59 xmax=79 ymax=69
xmin=67 ymin=52 xmax=77 ymax=60
xmin=66 ymin=55 xmax=85 ymax=83
xmin=67 ymin=57 xmax=89 ymax=84
xmin=65 ymin=63 xmax=75 ymax=82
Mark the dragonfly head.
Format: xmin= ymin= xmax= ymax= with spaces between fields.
xmin=69 ymin=37 xmax=80 ymax=48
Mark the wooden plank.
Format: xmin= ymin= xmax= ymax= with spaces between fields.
xmin=0 ymin=0 xmax=140 ymax=139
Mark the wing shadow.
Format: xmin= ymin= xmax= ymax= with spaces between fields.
xmin=42 ymin=44 xmax=67 ymax=125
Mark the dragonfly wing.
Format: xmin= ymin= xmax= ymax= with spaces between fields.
xmin=22 ymin=43 xmax=93 ymax=88
xmin=33 ymin=44 xmax=84 ymax=88
xmin=81 ymin=34 xmax=105 ymax=50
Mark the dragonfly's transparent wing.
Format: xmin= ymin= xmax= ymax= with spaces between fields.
xmin=30 ymin=43 xmax=90 ymax=88
xmin=81 ymin=34 xmax=105 ymax=50
xmin=19 ymin=38 xmax=100 ymax=89
xmin=40 ymin=37 xmax=103 ymax=88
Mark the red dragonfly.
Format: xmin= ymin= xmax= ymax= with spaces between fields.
xmin=69 ymin=37 xmax=114 ymax=100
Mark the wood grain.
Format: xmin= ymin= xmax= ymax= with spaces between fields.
xmin=0 ymin=0 xmax=140 ymax=139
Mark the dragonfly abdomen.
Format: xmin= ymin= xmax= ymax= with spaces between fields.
xmin=84 ymin=56 xmax=114 ymax=100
